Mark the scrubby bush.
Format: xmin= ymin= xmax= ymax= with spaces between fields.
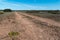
xmin=48 ymin=10 xmax=60 ymax=14
xmin=26 ymin=10 xmax=40 ymax=13
xmin=0 ymin=12 xmax=4 ymax=14
xmin=3 ymin=9 xmax=12 ymax=12
xmin=8 ymin=31 xmax=19 ymax=37
xmin=8 ymin=31 xmax=19 ymax=40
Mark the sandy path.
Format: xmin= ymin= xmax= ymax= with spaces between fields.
xmin=15 ymin=12 xmax=44 ymax=40
xmin=19 ymin=12 xmax=60 ymax=27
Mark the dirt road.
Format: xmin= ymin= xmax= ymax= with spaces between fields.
xmin=0 ymin=12 xmax=60 ymax=40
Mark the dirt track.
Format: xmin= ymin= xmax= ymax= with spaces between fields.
xmin=0 ymin=12 xmax=60 ymax=40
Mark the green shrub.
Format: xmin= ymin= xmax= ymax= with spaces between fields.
xmin=8 ymin=31 xmax=19 ymax=40
xmin=8 ymin=31 xmax=19 ymax=37
xmin=3 ymin=9 xmax=12 ymax=12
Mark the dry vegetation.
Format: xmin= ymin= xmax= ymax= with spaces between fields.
xmin=25 ymin=10 xmax=60 ymax=22
xmin=0 ymin=12 xmax=4 ymax=14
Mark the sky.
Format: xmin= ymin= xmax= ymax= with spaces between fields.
xmin=0 ymin=0 xmax=60 ymax=10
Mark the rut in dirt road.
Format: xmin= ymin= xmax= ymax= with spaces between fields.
xmin=19 ymin=12 xmax=60 ymax=27
xmin=0 ymin=12 xmax=60 ymax=40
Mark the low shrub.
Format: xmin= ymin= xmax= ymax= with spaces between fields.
xmin=0 ymin=12 xmax=4 ymax=14
xmin=8 ymin=31 xmax=19 ymax=40
xmin=8 ymin=31 xmax=19 ymax=37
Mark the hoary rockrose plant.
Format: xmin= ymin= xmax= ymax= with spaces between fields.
xmin=8 ymin=31 xmax=19 ymax=37
xmin=8 ymin=31 xmax=19 ymax=40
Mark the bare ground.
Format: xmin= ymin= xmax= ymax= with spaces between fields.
xmin=0 ymin=12 xmax=60 ymax=40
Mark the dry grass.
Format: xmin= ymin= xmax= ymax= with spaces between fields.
xmin=25 ymin=12 xmax=60 ymax=22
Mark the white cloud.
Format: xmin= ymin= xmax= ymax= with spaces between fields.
xmin=0 ymin=0 xmax=47 ymax=10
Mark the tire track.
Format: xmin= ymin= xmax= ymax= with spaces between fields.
xmin=18 ymin=12 xmax=60 ymax=27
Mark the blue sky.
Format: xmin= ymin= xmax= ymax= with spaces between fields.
xmin=0 ymin=0 xmax=60 ymax=10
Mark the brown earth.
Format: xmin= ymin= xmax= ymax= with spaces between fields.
xmin=0 ymin=12 xmax=60 ymax=40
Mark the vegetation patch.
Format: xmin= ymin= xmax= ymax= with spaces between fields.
xmin=8 ymin=31 xmax=19 ymax=37
xmin=3 ymin=9 xmax=12 ymax=12
xmin=0 ymin=12 xmax=4 ymax=14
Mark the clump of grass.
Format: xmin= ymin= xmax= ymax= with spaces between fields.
xmin=8 ymin=31 xmax=19 ymax=37
xmin=8 ymin=31 xmax=19 ymax=40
